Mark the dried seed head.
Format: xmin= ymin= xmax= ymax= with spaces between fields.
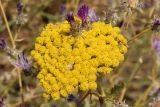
xmin=104 ymin=9 xmax=121 ymax=26
xmin=16 ymin=1 xmax=27 ymax=25
xmin=16 ymin=13 xmax=28 ymax=25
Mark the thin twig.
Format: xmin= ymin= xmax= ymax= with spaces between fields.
xmin=124 ymin=11 xmax=132 ymax=30
xmin=119 ymin=61 xmax=142 ymax=102
xmin=0 ymin=0 xmax=16 ymax=48
xmin=16 ymin=69 xmax=24 ymax=107
xmin=127 ymin=28 xmax=151 ymax=44
xmin=134 ymin=83 xmax=153 ymax=107
xmin=91 ymin=92 xmax=110 ymax=107
xmin=134 ymin=60 xmax=158 ymax=107
xmin=77 ymin=91 xmax=90 ymax=106
xmin=14 ymin=26 xmax=22 ymax=42
xmin=119 ymin=87 xmax=127 ymax=102
xmin=12 ymin=94 xmax=42 ymax=107
xmin=89 ymin=92 xmax=93 ymax=104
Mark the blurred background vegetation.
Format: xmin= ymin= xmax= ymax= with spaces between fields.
xmin=0 ymin=0 xmax=160 ymax=107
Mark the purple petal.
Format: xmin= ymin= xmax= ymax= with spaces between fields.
xmin=77 ymin=5 xmax=89 ymax=23
xmin=17 ymin=2 xmax=23 ymax=15
xmin=0 ymin=39 xmax=6 ymax=50
xmin=152 ymin=18 xmax=160 ymax=31
xmin=67 ymin=94 xmax=76 ymax=102
xmin=88 ymin=9 xmax=98 ymax=22
xmin=15 ymin=51 xmax=33 ymax=75
xmin=153 ymin=36 xmax=160 ymax=55
xmin=11 ymin=61 xmax=22 ymax=68
xmin=66 ymin=13 xmax=75 ymax=25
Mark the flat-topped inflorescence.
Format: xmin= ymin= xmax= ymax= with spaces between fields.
xmin=31 ymin=5 xmax=128 ymax=100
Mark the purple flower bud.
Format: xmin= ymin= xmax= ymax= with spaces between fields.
xmin=77 ymin=5 xmax=89 ymax=23
xmin=66 ymin=13 xmax=75 ymax=25
xmin=60 ymin=4 xmax=66 ymax=15
xmin=67 ymin=94 xmax=76 ymax=102
xmin=12 ymin=51 xmax=32 ymax=76
xmin=17 ymin=1 xmax=23 ymax=15
xmin=153 ymin=36 xmax=160 ymax=55
xmin=18 ymin=51 xmax=32 ymax=75
xmin=88 ymin=9 xmax=98 ymax=22
xmin=152 ymin=18 xmax=160 ymax=31
xmin=0 ymin=39 xmax=6 ymax=50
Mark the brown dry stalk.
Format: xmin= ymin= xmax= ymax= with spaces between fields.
xmin=0 ymin=0 xmax=15 ymax=48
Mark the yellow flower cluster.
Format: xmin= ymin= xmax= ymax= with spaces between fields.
xmin=31 ymin=20 xmax=127 ymax=100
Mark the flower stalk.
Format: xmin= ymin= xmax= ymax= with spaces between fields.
xmin=0 ymin=0 xmax=16 ymax=48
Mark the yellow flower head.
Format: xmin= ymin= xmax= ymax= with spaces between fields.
xmin=31 ymin=7 xmax=127 ymax=100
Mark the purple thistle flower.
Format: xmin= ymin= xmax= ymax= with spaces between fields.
xmin=77 ymin=5 xmax=89 ymax=24
xmin=66 ymin=13 xmax=75 ymax=25
xmin=17 ymin=1 xmax=23 ymax=15
xmin=88 ymin=9 xmax=98 ymax=22
xmin=153 ymin=36 xmax=160 ymax=55
xmin=0 ymin=39 xmax=6 ymax=50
